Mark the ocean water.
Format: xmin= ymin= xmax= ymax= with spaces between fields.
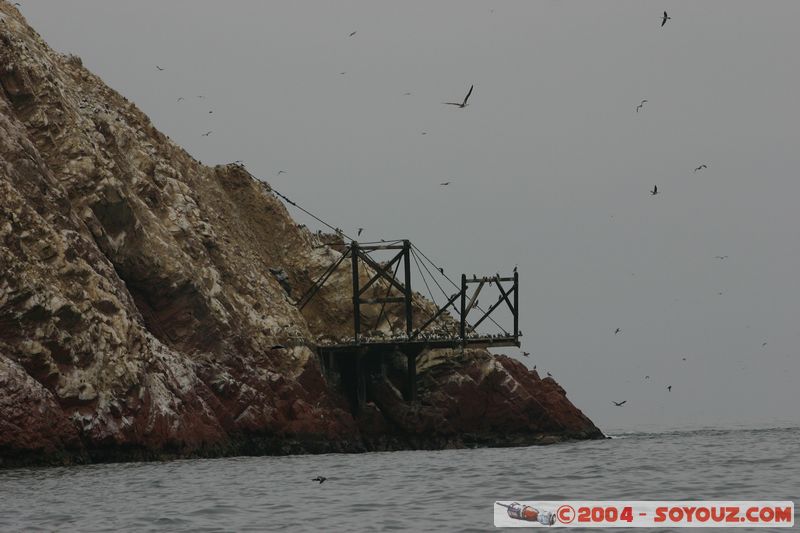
xmin=0 ymin=427 xmax=797 ymax=532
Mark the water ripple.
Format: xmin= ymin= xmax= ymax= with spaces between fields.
xmin=0 ymin=427 xmax=798 ymax=531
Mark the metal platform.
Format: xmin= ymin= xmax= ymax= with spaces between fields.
xmin=298 ymin=240 xmax=520 ymax=410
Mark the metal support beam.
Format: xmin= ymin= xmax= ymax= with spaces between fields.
xmin=465 ymin=279 xmax=485 ymax=314
xmin=403 ymin=240 xmax=413 ymax=335
xmin=471 ymin=284 xmax=515 ymax=331
xmin=351 ymin=242 xmax=360 ymax=343
xmin=358 ymin=249 xmax=404 ymax=296
xmin=460 ymin=274 xmax=467 ymax=347
xmin=410 ymin=289 xmax=463 ymax=340
xmin=357 ymin=251 xmax=407 ymax=295
xmin=514 ymin=270 xmax=519 ymax=341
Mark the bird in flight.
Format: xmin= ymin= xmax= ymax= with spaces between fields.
xmin=762 ymin=342 xmax=767 ymax=347
xmin=666 ymin=385 xmax=672 ymax=392
xmin=444 ymin=84 xmax=474 ymax=108
xmin=636 ymin=99 xmax=647 ymax=112
xmin=694 ymin=164 xmax=708 ymax=173
xmin=440 ymin=181 xmax=450 ymax=186
xmin=614 ymin=328 xmax=621 ymax=335
xmin=644 ymin=375 xmax=650 ymax=380
xmin=312 ymin=476 xmax=327 ymax=484
xmin=661 ymin=11 xmax=671 ymax=27
xmin=714 ymin=255 xmax=728 ymax=260
xmin=357 ymin=228 xmax=364 ymax=236
xmin=349 ymin=31 xmax=357 ymax=37
xmin=176 ymin=97 xmax=184 ymax=102
xmin=611 ymin=400 xmax=627 ymax=407
xmin=546 ymin=371 xmax=553 ymax=378
xmin=651 ymin=185 xmax=659 ymax=196
xmin=156 ymin=65 xmax=165 ymax=71
xmin=201 ymin=131 xmax=212 ymax=136
xmin=682 ymin=357 xmax=687 ymax=361
xmin=277 ymin=170 xmax=287 ymax=175
xmin=522 ymin=351 xmax=530 ymax=357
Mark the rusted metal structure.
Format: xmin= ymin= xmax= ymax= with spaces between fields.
xmin=298 ymin=239 xmax=520 ymax=411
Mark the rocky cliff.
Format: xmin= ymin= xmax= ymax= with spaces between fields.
xmin=0 ymin=4 xmax=602 ymax=467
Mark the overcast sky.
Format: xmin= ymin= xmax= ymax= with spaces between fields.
xmin=19 ymin=1 xmax=800 ymax=432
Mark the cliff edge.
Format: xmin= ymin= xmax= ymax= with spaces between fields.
xmin=0 ymin=4 xmax=602 ymax=467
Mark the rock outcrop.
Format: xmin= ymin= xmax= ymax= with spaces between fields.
xmin=0 ymin=3 xmax=601 ymax=467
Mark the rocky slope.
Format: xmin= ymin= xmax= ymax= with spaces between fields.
xmin=0 ymin=3 xmax=602 ymax=467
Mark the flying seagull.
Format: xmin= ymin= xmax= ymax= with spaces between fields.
xmin=614 ymin=328 xmax=621 ymax=335
xmin=201 ymin=131 xmax=212 ymax=137
xmin=645 ymin=375 xmax=650 ymax=380
xmin=636 ymin=99 xmax=648 ymax=112
xmin=714 ymin=256 xmax=729 ymax=260
xmin=694 ymin=164 xmax=708 ymax=173
xmin=444 ymin=84 xmax=474 ymax=108
xmin=651 ymin=185 xmax=659 ymax=196
xmin=312 ymin=476 xmax=327 ymax=484
xmin=277 ymin=170 xmax=287 ymax=175
xmin=349 ymin=31 xmax=357 ymax=37
xmin=611 ymin=400 xmax=627 ymax=407
xmin=522 ymin=351 xmax=530 ymax=357
xmin=176 ymin=97 xmax=184 ymax=102
xmin=666 ymin=385 xmax=672 ymax=392
xmin=661 ymin=11 xmax=671 ymax=27
xmin=156 ymin=65 xmax=165 ymax=71
xmin=440 ymin=181 xmax=450 ymax=186
xmin=357 ymin=228 xmax=364 ymax=236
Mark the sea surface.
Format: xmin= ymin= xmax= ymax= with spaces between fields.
xmin=1 ymin=426 xmax=797 ymax=532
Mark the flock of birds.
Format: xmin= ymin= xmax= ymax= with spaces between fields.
xmin=138 ymin=8 xmax=770 ymax=466
xmin=509 ymin=9 xmax=766 ymax=411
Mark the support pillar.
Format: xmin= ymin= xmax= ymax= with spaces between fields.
xmin=356 ymin=351 xmax=366 ymax=413
xmin=405 ymin=352 xmax=417 ymax=402
xmin=351 ymin=243 xmax=360 ymax=343
xmin=403 ymin=240 xmax=413 ymax=336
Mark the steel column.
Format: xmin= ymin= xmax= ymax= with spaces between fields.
xmin=351 ymin=242 xmax=360 ymax=343
xmin=460 ymin=273 xmax=467 ymax=347
xmin=514 ymin=270 xmax=519 ymax=341
xmin=403 ymin=240 xmax=413 ymax=335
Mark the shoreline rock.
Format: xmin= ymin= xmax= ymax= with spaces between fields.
xmin=0 ymin=3 xmax=602 ymax=469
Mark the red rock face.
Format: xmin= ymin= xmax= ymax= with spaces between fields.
xmin=0 ymin=5 xmax=602 ymax=467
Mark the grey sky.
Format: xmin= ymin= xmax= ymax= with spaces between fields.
xmin=20 ymin=1 xmax=800 ymax=432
